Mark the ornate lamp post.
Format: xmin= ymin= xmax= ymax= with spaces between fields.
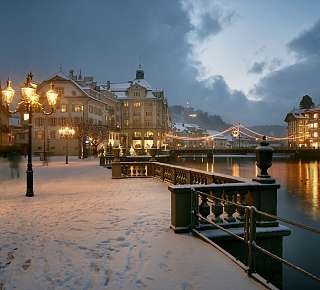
xmin=59 ymin=127 xmax=75 ymax=164
xmin=1 ymin=73 xmax=58 ymax=197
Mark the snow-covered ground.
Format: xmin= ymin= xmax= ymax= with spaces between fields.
xmin=0 ymin=157 xmax=264 ymax=290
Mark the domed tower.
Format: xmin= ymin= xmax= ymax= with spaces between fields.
xmin=135 ymin=64 xmax=144 ymax=80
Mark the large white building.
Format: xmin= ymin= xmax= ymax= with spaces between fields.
xmin=33 ymin=72 xmax=121 ymax=156
xmin=105 ymin=66 xmax=169 ymax=150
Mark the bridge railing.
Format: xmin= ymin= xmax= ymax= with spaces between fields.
xmin=191 ymin=188 xmax=320 ymax=288
xmin=112 ymin=161 xmax=248 ymax=184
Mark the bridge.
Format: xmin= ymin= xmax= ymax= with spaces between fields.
xmin=169 ymin=148 xmax=320 ymax=158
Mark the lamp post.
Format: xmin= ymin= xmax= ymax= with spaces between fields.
xmin=59 ymin=127 xmax=75 ymax=164
xmin=1 ymin=73 xmax=58 ymax=197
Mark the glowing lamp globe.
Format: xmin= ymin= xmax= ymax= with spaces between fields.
xmin=46 ymin=83 xmax=58 ymax=106
xmin=2 ymin=80 xmax=15 ymax=105
xmin=29 ymin=93 xmax=40 ymax=104
xmin=21 ymin=86 xmax=36 ymax=102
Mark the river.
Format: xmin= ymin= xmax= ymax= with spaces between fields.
xmin=173 ymin=155 xmax=320 ymax=290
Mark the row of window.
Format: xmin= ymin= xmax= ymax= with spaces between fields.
xmin=308 ymin=122 xmax=319 ymax=128
xmin=34 ymin=117 xmax=106 ymax=126
xmin=89 ymin=105 xmax=103 ymax=116
xmin=123 ymin=121 xmax=154 ymax=128
xmin=123 ymin=102 xmax=154 ymax=107
xmin=34 ymin=131 xmax=76 ymax=140
xmin=59 ymin=104 xmax=83 ymax=113
xmin=133 ymin=131 xmax=154 ymax=138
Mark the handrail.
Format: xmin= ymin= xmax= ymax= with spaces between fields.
xmin=254 ymin=209 xmax=320 ymax=235
xmin=193 ymin=189 xmax=320 ymax=285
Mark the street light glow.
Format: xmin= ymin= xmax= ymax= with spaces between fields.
xmin=46 ymin=83 xmax=58 ymax=106
xmin=2 ymin=80 xmax=15 ymax=105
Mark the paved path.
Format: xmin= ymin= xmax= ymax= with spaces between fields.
xmin=0 ymin=157 xmax=264 ymax=290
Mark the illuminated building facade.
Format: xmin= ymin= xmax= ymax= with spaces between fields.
xmin=106 ymin=66 xmax=169 ymax=149
xmin=285 ymin=107 xmax=320 ymax=148
xmin=34 ymin=72 xmax=121 ymax=156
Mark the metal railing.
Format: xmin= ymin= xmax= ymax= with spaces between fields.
xmin=191 ymin=188 xmax=320 ymax=288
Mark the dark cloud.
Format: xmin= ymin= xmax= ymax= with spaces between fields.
xmin=288 ymin=19 xmax=320 ymax=58
xmin=268 ymin=58 xmax=282 ymax=71
xmin=248 ymin=61 xmax=266 ymax=74
xmin=0 ymin=0 xmax=305 ymax=125
xmin=196 ymin=13 xmax=222 ymax=39
xmin=252 ymin=18 xmax=320 ymax=122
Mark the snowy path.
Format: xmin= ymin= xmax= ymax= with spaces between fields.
xmin=0 ymin=157 xmax=264 ymax=290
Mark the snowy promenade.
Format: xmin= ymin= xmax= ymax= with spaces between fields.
xmin=0 ymin=157 xmax=264 ymax=290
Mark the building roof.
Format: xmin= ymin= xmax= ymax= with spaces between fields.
xmin=40 ymin=72 xmax=118 ymax=105
xmin=107 ymin=67 xmax=163 ymax=99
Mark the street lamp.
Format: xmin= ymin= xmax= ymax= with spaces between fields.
xmin=1 ymin=73 xmax=58 ymax=197
xmin=59 ymin=126 xmax=75 ymax=164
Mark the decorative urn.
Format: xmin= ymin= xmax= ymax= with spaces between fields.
xmin=255 ymin=136 xmax=274 ymax=183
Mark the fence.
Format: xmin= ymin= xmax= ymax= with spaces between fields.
xmin=192 ymin=188 xmax=320 ymax=288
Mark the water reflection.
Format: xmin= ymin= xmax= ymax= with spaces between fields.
xmin=174 ymin=155 xmax=320 ymax=289
xmin=175 ymin=156 xmax=320 ymax=219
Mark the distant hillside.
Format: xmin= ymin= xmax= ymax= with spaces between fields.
xmin=169 ymin=105 xmax=230 ymax=130
xmin=248 ymin=125 xmax=287 ymax=137
xmin=169 ymin=105 xmax=287 ymax=136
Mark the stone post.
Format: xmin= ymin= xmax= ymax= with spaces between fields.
xmin=168 ymin=185 xmax=192 ymax=233
xmin=149 ymin=148 xmax=157 ymax=161
xmin=252 ymin=137 xmax=279 ymax=225
xmin=111 ymin=161 xmax=122 ymax=178
xmin=113 ymin=148 xmax=120 ymax=162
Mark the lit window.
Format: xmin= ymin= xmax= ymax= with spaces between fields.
xmin=314 ymin=132 xmax=318 ymax=138
xmin=73 ymin=104 xmax=83 ymax=112
xmin=124 ymin=101 xmax=129 ymax=107
xmin=61 ymin=104 xmax=67 ymax=112
xmin=314 ymin=113 xmax=318 ymax=119
xmin=315 ymin=123 xmax=319 ymax=128
xmin=133 ymin=102 xmax=141 ymax=108
xmin=133 ymin=131 xmax=141 ymax=137
xmin=144 ymin=131 xmax=154 ymax=138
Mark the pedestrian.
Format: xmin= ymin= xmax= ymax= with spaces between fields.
xmin=7 ymin=150 xmax=22 ymax=179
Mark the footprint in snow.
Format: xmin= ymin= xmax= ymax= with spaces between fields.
xmin=22 ymin=259 xmax=31 ymax=271
xmin=181 ymin=281 xmax=194 ymax=290
xmin=90 ymin=262 xmax=100 ymax=272
xmin=6 ymin=251 xmax=15 ymax=265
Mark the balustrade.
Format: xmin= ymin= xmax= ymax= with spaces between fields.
xmin=112 ymin=161 xmax=245 ymax=185
xmin=197 ymin=189 xmax=249 ymax=225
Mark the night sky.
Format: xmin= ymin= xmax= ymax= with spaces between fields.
xmin=1 ymin=0 xmax=320 ymax=125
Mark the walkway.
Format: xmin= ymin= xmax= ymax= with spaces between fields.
xmin=0 ymin=157 xmax=265 ymax=290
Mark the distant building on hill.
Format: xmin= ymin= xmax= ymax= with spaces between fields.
xmin=284 ymin=95 xmax=320 ymax=148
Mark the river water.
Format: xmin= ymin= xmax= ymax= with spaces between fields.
xmin=173 ymin=155 xmax=320 ymax=290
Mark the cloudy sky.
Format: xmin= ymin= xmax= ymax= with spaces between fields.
xmin=1 ymin=0 xmax=320 ymax=125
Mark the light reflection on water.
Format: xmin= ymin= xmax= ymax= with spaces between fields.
xmin=174 ymin=155 xmax=320 ymax=219
xmin=173 ymin=155 xmax=320 ymax=290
